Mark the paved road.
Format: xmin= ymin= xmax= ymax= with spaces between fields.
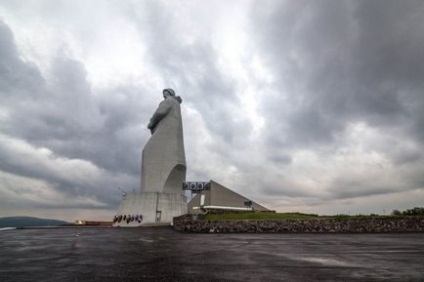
xmin=0 ymin=227 xmax=423 ymax=281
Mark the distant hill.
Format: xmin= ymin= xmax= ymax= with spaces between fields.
xmin=0 ymin=216 xmax=70 ymax=228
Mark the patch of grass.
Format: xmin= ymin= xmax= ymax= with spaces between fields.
xmin=321 ymin=214 xmax=396 ymax=220
xmin=203 ymin=212 xmax=406 ymax=221
xmin=204 ymin=212 xmax=319 ymax=221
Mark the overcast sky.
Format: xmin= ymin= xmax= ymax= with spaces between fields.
xmin=1 ymin=0 xmax=424 ymax=221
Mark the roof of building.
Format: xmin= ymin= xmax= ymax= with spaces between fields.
xmin=187 ymin=180 xmax=269 ymax=213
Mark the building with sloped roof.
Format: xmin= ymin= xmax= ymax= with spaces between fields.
xmin=187 ymin=180 xmax=270 ymax=214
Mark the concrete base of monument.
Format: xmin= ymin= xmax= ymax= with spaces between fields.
xmin=112 ymin=192 xmax=187 ymax=227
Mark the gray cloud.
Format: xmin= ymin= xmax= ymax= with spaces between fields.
xmin=1 ymin=1 xmax=424 ymax=219
xmin=0 ymin=20 xmax=142 ymax=209
xmin=252 ymin=0 xmax=424 ymax=158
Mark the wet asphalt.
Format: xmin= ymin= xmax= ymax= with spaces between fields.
xmin=0 ymin=227 xmax=423 ymax=281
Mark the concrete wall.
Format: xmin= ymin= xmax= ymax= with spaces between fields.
xmin=188 ymin=190 xmax=211 ymax=212
xmin=173 ymin=215 xmax=424 ymax=233
xmin=113 ymin=192 xmax=187 ymax=227
xmin=157 ymin=193 xmax=187 ymax=224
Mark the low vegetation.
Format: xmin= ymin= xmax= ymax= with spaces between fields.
xmin=203 ymin=208 xmax=424 ymax=221
xmin=204 ymin=212 xmax=320 ymax=221
xmin=391 ymin=207 xmax=424 ymax=216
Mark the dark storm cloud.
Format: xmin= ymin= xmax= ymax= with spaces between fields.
xmin=0 ymin=20 xmax=144 ymax=207
xmin=253 ymin=0 xmax=424 ymax=156
xmin=250 ymin=1 xmax=356 ymax=149
xmin=0 ymin=21 xmax=45 ymax=99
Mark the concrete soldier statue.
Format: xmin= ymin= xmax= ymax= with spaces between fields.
xmin=141 ymin=88 xmax=187 ymax=195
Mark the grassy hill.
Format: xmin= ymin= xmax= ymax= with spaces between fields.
xmin=0 ymin=216 xmax=70 ymax=228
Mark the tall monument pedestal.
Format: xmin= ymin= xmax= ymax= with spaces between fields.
xmin=113 ymin=192 xmax=187 ymax=227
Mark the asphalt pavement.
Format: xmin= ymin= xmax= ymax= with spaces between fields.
xmin=0 ymin=227 xmax=423 ymax=281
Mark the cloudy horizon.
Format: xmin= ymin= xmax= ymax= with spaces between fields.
xmin=1 ymin=0 xmax=424 ymax=221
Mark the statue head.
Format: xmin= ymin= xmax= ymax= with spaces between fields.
xmin=163 ymin=88 xmax=175 ymax=98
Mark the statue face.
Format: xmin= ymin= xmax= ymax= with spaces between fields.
xmin=163 ymin=90 xmax=171 ymax=99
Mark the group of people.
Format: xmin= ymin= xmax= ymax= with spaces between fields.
xmin=113 ymin=214 xmax=142 ymax=224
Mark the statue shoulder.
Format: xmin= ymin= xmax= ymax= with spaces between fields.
xmin=163 ymin=96 xmax=182 ymax=106
xmin=174 ymin=96 xmax=182 ymax=104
